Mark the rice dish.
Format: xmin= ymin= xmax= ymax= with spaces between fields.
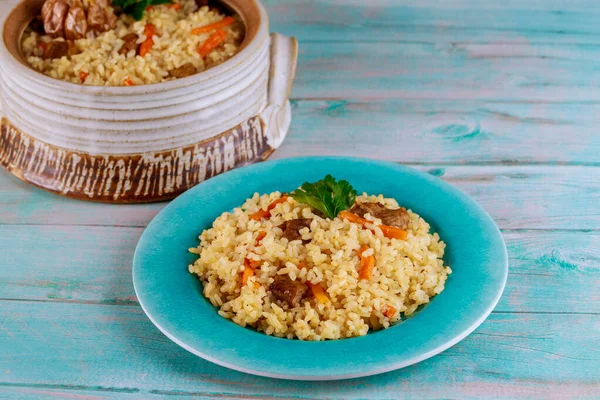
xmin=189 ymin=189 xmax=451 ymax=341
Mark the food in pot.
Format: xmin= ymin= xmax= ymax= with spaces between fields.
xmin=21 ymin=0 xmax=244 ymax=85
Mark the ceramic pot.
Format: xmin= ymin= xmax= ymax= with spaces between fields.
xmin=0 ymin=0 xmax=297 ymax=202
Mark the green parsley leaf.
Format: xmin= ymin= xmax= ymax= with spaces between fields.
xmin=290 ymin=175 xmax=357 ymax=219
xmin=113 ymin=0 xmax=173 ymax=21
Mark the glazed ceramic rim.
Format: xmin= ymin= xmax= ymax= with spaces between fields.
xmin=0 ymin=0 xmax=268 ymax=94
xmin=133 ymin=156 xmax=508 ymax=380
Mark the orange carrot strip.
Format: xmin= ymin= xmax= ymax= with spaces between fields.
xmin=266 ymin=195 xmax=288 ymax=212
xmin=191 ymin=16 xmax=235 ymax=35
xmin=168 ymin=3 xmax=181 ymax=9
xmin=242 ymin=257 xmax=262 ymax=285
xmin=357 ymin=245 xmax=375 ymax=280
xmin=241 ymin=267 xmax=254 ymax=285
xmin=123 ymin=77 xmax=134 ymax=86
xmin=144 ymin=24 xmax=157 ymax=37
xmin=382 ymin=304 xmax=397 ymax=318
xmin=139 ymin=24 xmax=157 ymax=57
xmin=249 ymin=195 xmax=289 ymax=220
xmin=378 ymin=224 xmax=408 ymax=240
xmin=307 ymin=282 xmax=330 ymax=304
xmin=339 ymin=210 xmax=369 ymax=226
xmin=249 ymin=208 xmax=270 ymax=221
xmin=197 ymin=29 xmax=227 ymax=58
xmin=255 ymin=231 xmax=267 ymax=246
xmin=340 ymin=211 xmax=407 ymax=240
xmin=245 ymin=258 xmax=261 ymax=269
xmin=79 ymin=71 xmax=89 ymax=82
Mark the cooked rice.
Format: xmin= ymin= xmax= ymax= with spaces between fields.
xmin=189 ymin=192 xmax=452 ymax=341
xmin=20 ymin=0 xmax=243 ymax=86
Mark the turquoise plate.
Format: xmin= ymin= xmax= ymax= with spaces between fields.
xmin=133 ymin=156 xmax=508 ymax=380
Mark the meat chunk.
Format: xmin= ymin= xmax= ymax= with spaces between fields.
xmin=42 ymin=40 xmax=69 ymax=59
xmin=119 ymin=33 xmax=139 ymax=56
xmin=67 ymin=40 xmax=80 ymax=56
xmin=87 ymin=0 xmax=117 ymax=33
xmin=350 ymin=202 xmax=410 ymax=229
xmin=269 ymin=275 xmax=308 ymax=307
xmin=64 ymin=1 xmax=87 ymax=40
xmin=168 ymin=63 xmax=197 ymax=78
xmin=41 ymin=0 xmax=69 ymax=38
xmin=279 ymin=218 xmax=312 ymax=242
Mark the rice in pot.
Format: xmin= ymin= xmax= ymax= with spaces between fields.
xmin=20 ymin=0 xmax=244 ymax=85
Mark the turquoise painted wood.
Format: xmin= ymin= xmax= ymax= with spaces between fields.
xmin=1 ymin=0 xmax=599 ymax=397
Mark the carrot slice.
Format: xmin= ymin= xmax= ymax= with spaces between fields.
xmin=307 ymin=282 xmax=330 ymax=304
xmin=340 ymin=211 xmax=407 ymax=240
xmin=382 ymin=304 xmax=397 ymax=318
xmin=191 ymin=16 xmax=235 ymax=35
xmin=357 ymin=245 xmax=375 ymax=280
xmin=79 ymin=71 xmax=89 ymax=82
xmin=255 ymin=231 xmax=267 ymax=246
xmin=244 ymin=258 xmax=261 ymax=269
xmin=197 ymin=29 xmax=227 ymax=58
xmin=123 ymin=77 xmax=134 ymax=86
xmin=241 ymin=267 xmax=254 ymax=285
xmin=242 ymin=257 xmax=261 ymax=285
xmin=168 ymin=3 xmax=181 ymax=9
xmin=144 ymin=24 xmax=157 ymax=37
xmin=139 ymin=24 xmax=157 ymax=57
xmin=339 ymin=210 xmax=369 ymax=226
xmin=249 ymin=195 xmax=289 ymax=220
xmin=249 ymin=208 xmax=270 ymax=221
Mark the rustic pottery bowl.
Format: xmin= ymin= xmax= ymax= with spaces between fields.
xmin=0 ymin=0 xmax=297 ymax=202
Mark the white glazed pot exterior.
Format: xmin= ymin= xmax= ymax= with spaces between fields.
xmin=0 ymin=0 xmax=297 ymax=202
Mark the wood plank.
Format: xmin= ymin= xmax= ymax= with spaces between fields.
xmin=1 ymin=226 xmax=598 ymax=314
xmin=277 ymin=100 xmax=600 ymax=163
xmin=0 ymin=386 xmax=141 ymax=400
xmin=1 ymin=165 xmax=599 ymax=229
xmin=290 ymin=42 xmax=600 ymax=101
xmin=0 ymin=301 xmax=598 ymax=398
xmin=266 ymin=0 xmax=600 ymax=44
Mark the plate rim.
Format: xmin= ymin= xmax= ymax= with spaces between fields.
xmin=133 ymin=156 xmax=508 ymax=380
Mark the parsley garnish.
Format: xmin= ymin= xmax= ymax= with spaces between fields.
xmin=290 ymin=175 xmax=357 ymax=219
xmin=112 ymin=0 xmax=173 ymax=21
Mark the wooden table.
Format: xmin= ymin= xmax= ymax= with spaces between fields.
xmin=1 ymin=0 xmax=599 ymax=398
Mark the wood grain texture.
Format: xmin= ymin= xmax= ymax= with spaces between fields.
xmin=1 ymin=165 xmax=598 ymax=229
xmin=266 ymin=0 xmax=600 ymax=45
xmin=1 ymin=0 xmax=600 ymax=397
xmin=1 ymin=226 xmax=598 ymax=313
xmin=0 ymin=301 xmax=598 ymax=399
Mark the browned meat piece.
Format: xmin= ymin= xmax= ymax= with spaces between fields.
xmin=42 ymin=40 xmax=69 ymax=59
xmin=119 ymin=33 xmax=139 ymax=56
xmin=269 ymin=275 xmax=308 ymax=307
xmin=168 ymin=63 xmax=197 ymax=78
xmin=64 ymin=1 xmax=87 ymax=40
xmin=279 ymin=218 xmax=312 ymax=242
xmin=350 ymin=202 xmax=410 ymax=229
xmin=41 ymin=0 xmax=69 ymax=38
xmin=195 ymin=0 xmax=210 ymax=6
xmin=87 ymin=0 xmax=117 ymax=33
xmin=67 ymin=40 xmax=80 ymax=56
